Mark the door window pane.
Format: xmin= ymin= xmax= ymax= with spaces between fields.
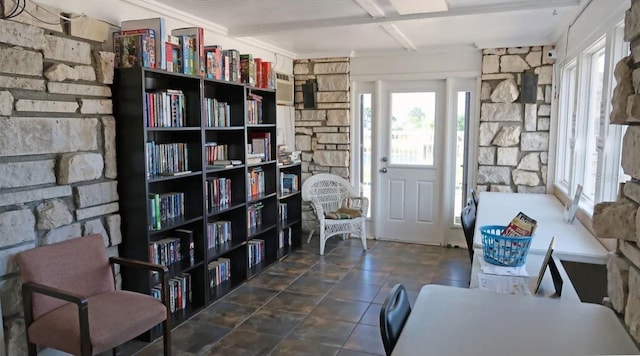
xmin=390 ymin=92 xmax=436 ymax=165
xmin=360 ymin=93 xmax=372 ymax=217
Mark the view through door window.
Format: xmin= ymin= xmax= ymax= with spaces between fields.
xmin=360 ymin=93 xmax=372 ymax=217
xmin=390 ymin=92 xmax=436 ymax=165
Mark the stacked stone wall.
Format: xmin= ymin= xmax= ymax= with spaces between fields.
xmin=0 ymin=4 xmax=118 ymax=353
xmin=478 ymin=46 xmax=555 ymax=193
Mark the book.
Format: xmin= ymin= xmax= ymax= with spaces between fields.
xmin=121 ymin=17 xmax=166 ymax=70
xmin=171 ymin=27 xmax=205 ymax=76
xmin=175 ymin=229 xmax=195 ymax=265
xmin=113 ymin=30 xmax=155 ymax=68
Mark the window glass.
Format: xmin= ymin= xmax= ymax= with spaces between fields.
xmin=389 ymin=92 xmax=436 ymax=165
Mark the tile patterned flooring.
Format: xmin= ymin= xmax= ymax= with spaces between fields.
xmin=128 ymin=238 xmax=471 ymax=356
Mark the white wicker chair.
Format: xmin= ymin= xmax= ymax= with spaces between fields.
xmin=301 ymin=173 xmax=369 ymax=255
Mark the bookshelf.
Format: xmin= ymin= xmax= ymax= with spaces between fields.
xmin=113 ymin=67 xmax=300 ymax=340
xmin=277 ymin=162 xmax=302 ymax=259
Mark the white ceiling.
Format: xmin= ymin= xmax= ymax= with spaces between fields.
xmin=153 ymin=0 xmax=585 ymax=57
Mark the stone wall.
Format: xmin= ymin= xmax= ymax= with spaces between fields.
xmin=0 ymin=4 xmax=118 ymax=354
xmin=596 ymin=0 xmax=640 ymax=342
xmin=478 ymin=46 xmax=555 ymax=193
xmin=293 ymin=58 xmax=351 ymax=232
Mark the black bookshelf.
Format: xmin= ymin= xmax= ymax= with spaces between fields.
xmin=113 ymin=67 xmax=300 ymax=341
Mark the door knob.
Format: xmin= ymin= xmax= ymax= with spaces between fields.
xmin=379 ymin=168 xmax=388 ymax=173
xmin=381 ymin=157 xmax=388 ymax=162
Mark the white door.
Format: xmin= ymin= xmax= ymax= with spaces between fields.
xmin=375 ymin=81 xmax=445 ymax=244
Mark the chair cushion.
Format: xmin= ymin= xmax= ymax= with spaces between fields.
xmin=28 ymin=290 xmax=167 ymax=355
xmin=325 ymin=207 xmax=362 ymax=220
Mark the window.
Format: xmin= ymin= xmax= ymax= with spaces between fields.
xmin=582 ymin=47 xmax=605 ymax=204
xmin=359 ymin=93 xmax=372 ymax=217
xmin=389 ymin=92 xmax=436 ymax=166
xmin=453 ymin=91 xmax=470 ymax=225
xmin=557 ymin=63 xmax=577 ymax=190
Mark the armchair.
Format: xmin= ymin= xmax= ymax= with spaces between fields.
xmin=16 ymin=234 xmax=171 ymax=356
xmin=301 ymin=173 xmax=369 ymax=255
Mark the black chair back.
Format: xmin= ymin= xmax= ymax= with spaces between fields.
xmin=471 ymin=189 xmax=479 ymax=208
xmin=461 ymin=202 xmax=476 ymax=262
xmin=380 ymin=284 xmax=412 ymax=356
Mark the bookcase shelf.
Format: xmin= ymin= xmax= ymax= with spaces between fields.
xmin=114 ymin=66 xmax=300 ymax=341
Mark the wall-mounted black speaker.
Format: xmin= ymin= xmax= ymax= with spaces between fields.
xmin=521 ymin=73 xmax=539 ymax=104
xmin=302 ymin=79 xmax=317 ymax=109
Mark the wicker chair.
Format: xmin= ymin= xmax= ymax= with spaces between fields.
xmin=301 ymin=173 xmax=369 ymax=255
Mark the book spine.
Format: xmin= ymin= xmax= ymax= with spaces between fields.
xmin=198 ymin=27 xmax=205 ymax=77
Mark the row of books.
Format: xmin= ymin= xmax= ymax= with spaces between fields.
xmin=148 ymin=192 xmax=185 ymax=230
xmin=208 ymin=257 xmax=231 ymax=289
xmin=148 ymin=237 xmax=182 ymax=266
xmin=207 ymin=221 xmax=232 ymax=248
xmin=248 ymin=203 xmax=264 ymax=230
xmin=249 ymin=132 xmax=272 ymax=161
xmin=116 ymin=18 xmax=275 ymax=88
xmin=248 ymin=239 xmax=265 ymax=268
xmin=206 ymin=177 xmax=232 ymax=210
xmin=247 ymin=167 xmax=266 ymax=199
xmin=205 ymin=142 xmax=229 ymax=163
xmin=204 ymin=98 xmax=231 ymax=127
xmin=246 ymin=93 xmax=263 ymax=124
xmin=146 ymin=141 xmax=190 ymax=177
xmin=280 ymin=173 xmax=299 ymax=194
xmin=279 ymin=203 xmax=288 ymax=223
xmin=145 ymin=90 xmax=186 ymax=128
xmin=151 ymin=273 xmax=192 ymax=313
xmin=279 ymin=227 xmax=292 ymax=249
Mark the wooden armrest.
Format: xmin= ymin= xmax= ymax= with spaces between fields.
xmin=22 ymin=281 xmax=87 ymax=306
xmin=109 ymin=256 xmax=168 ymax=275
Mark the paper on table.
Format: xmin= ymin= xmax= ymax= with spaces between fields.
xmin=478 ymin=273 xmax=531 ymax=296
xmin=480 ymin=259 xmax=529 ymax=277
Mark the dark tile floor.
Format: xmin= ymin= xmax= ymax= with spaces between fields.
xmin=127 ymin=238 xmax=471 ymax=356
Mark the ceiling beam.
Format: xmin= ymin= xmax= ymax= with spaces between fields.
xmin=353 ymin=0 xmax=385 ymax=18
xmin=382 ymin=24 xmax=417 ymax=50
xmin=230 ymin=0 xmax=581 ymax=37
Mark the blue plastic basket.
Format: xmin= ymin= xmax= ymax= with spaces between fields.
xmin=480 ymin=225 xmax=532 ymax=267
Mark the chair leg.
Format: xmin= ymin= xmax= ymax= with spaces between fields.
xmin=360 ymin=221 xmax=367 ymax=251
xmin=112 ymin=347 xmax=118 ymax=356
xmin=162 ymin=318 xmax=171 ymax=356
xmin=306 ymin=221 xmax=316 ymax=243
xmin=27 ymin=342 xmax=37 ymax=356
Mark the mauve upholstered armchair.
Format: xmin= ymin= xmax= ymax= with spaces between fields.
xmin=16 ymin=234 xmax=171 ymax=356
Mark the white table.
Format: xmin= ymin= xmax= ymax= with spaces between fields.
xmin=392 ymin=285 xmax=639 ymax=356
xmin=473 ymin=192 xmax=608 ymax=264
xmin=469 ymin=249 xmax=580 ymax=302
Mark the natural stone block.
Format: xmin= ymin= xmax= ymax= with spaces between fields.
xmin=313 ymin=150 xmax=348 ymax=167
xmin=479 ymin=122 xmax=500 ymax=146
xmin=591 ymin=199 xmax=637 ymax=240
xmin=1 ymin=0 xmax=62 ymax=32
xmin=0 ymin=18 xmax=45 ymax=49
xmin=102 ymin=116 xmax=117 ymax=179
xmin=44 ymin=63 xmax=78 ymax=82
xmin=0 ymin=47 xmax=43 ymax=76
xmin=540 ymin=152 xmax=548 ymax=165
xmin=301 ymin=110 xmax=326 ymax=121
xmin=476 ymin=185 xmax=489 ymax=192
xmin=0 ymin=160 xmax=55 ymax=189
xmin=58 ymin=152 xmax=104 ymax=184
xmin=490 ymin=185 xmax=513 ymax=193
xmin=296 ymin=127 xmax=313 ymax=136
xmin=626 ymin=95 xmax=640 ymax=123
xmin=490 ymin=79 xmax=519 ymax=103
xmin=508 ymin=47 xmax=529 ymax=54
xmin=80 ymin=99 xmax=112 ymax=114
xmin=74 ymin=181 xmax=118 ymax=208
xmin=0 ymin=209 xmax=35 ymax=248
xmin=478 ymin=147 xmax=495 ymax=165
xmin=42 ymin=223 xmax=82 ymax=245
xmin=542 ymin=46 xmax=556 ymax=65
xmin=94 ymin=51 xmax=115 ymax=84
xmin=36 ymin=199 xmax=72 ymax=230
xmin=477 ymin=166 xmax=511 ymax=184
xmin=538 ymin=104 xmax=551 ymax=116
xmin=634 ymin=68 xmax=640 ymax=95
xmin=541 ymin=165 xmax=548 ymax=184
xmin=293 ymin=63 xmax=309 ymax=75
xmin=4 ymin=295 xmax=25 ymax=339
xmin=524 ymin=104 xmax=537 ymax=131
xmin=626 ymin=1 xmax=640 ymax=42
xmin=625 ymin=266 xmax=640 ymax=341
xmin=481 ymin=82 xmax=492 ymax=100
xmin=521 ymin=132 xmax=549 ymax=151
xmin=316 ymin=74 xmax=349 ymax=91
xmin=43 ymin=35 xmax=91 ymax=64
xmin=517 ymin=185 xmax=546 ymax=194
xmin=482 ymin=55 xmax=499 ymax=74
xmin=537 ymin=87 xmax=544 ymax=101
xmin=316 ymin=133 xmax=349 ymax=144
xmin=0 ymin=90 xmax=12 ymax=116
xmin=538 ymin=118 xmax=550 ymax=131
xmin=0 ymin=75 xmax=45 ymax=91
xmin=330 ymin=167 xmax=349 ymax=179
xmin=622 ymin=127 xmax=640 ymax=179
xmin=525 ymin=51 xmax=542 ymax=67
xmin=481 ymin=73 xmax=514 ymax=81
xmin=0 ymin=242 xmax=35 ymax=276
xmin=545 ymin=86 xmax=552 ymax=104
xmin=625 ymin=182 xmax=640 ymax=205
xmin=76 ymin=202 xmax=119 ymax=221
xmin=327 ymin=110 xmax=349 ymax=126
xmin=74 ymin=65 xmax=96 ymax=81
xmin=295 ymin=121 xmax=324 ymax=127
xmin=480 ymin=103 xmax=522 ymax=121
xmin=535 ymin=66 xmax=553 ymax=85
xmin=314 ymin=62 xmax=349 ymax=74
xmin=339 ymin=127 xmax=349 ymax=133
xmin=69 ymin=15 xmax=110 ymax=42
xmin=47 ymin=82 xmax=111 ymax=97
xmin=15 ymin=100 xmax=78 ymax=113
xmin=294 ymin=91 xmax=303 ymax=104
xmin=492 ymin=125 xmax=521 ymax=147
xmin=497 ymin=147 xmax=519 ymax=166
xmin=512 ymin=169 xmax=540 ymax=186
xmin=621 ymin=241 xmax=640 ymax=270
xmin=483 ymin=48 xmax=506 ymax=55
xmin=517 ymin=153 xmax=539 ymax=171
xmin=301 ymin=153 xmax=313 ymax=162
xmin=106 ymin=214 xmax=122 ymax=246
xmin=84 ymin=218 xmax=109 ymax=246
xmin=0 ymin=185 xmax=71 ymax=207
xmin=608 ymin=254 xmax=630 ymax=314
xmin=500 ymin=55 xmax=530 ymax=73
xmin=313 ymin=127 xmax=339 ymax=133
xmin=317 ymin=91 xmax=349 ymax=103
xmin=296 ymin=135 xmax=312 ymax=151
xmin=312 ymin=57 xmax=349 ymax=63
xmin=316 ymin=103 xmax=350 ymax=109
